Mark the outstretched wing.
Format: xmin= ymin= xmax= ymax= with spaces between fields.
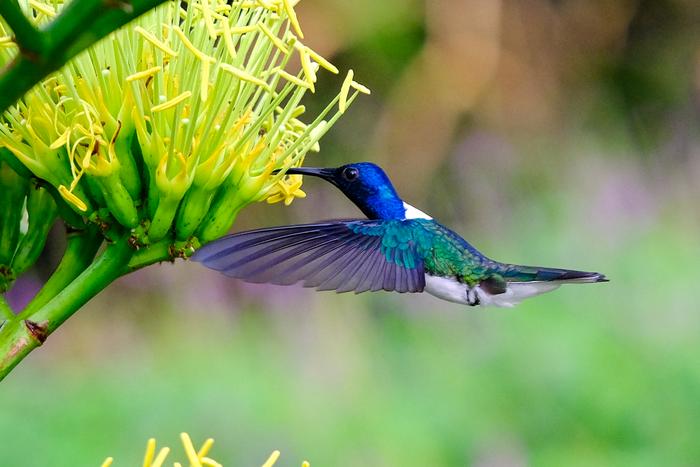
xmin=193 ymin=220 xmax=426 ymax=293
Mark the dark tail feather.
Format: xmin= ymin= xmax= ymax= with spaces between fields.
xmin=501 ymin=264 xmax=608 ymax=283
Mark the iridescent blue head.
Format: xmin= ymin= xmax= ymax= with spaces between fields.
xmin=284 ymin=162 xmax=405 ymax=219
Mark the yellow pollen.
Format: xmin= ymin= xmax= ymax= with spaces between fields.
xmin=126 ymin=66 xmax=162 ymax=82
xmin=257 ymin=23 xmax=289 ymax=54
xmin=151 ymin=91 xmax=192 ymax=112
xmin=339 ymin=69 xmax=354 ymax=113
xmin=220 ymin=63 xmax=271 ymax=91
xmin=134 ymin=26 xmax=178 ymax=56
xmin=281 ymin=0 xmax=303 ymax=39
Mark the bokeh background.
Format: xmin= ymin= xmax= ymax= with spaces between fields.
xmin=3 ymin=0 xmax=700 ymax=465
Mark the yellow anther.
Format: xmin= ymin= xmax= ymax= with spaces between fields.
xmin=257 ymin=23 xmax=289 ymax=54
xmin=150 ymin=447 xmax=170 ymax=467
xmin=339 ymin=69 xmax=354 ymax=113
xmin=134 ymin=26 xmax=178 ymax=56
xmin=220 ymin=63 xmax=271 ymax=90
xmin=281 ymin=0 xmax=303 ymax=39
xmin=222 ymin=18 xmax=237 ymax=59
xmin=201 ymin=458 xmax=223 ymax=467
xmin=296 ymin=43 xmax=339 ymax=74
xmin=302 ymin=462 xmax=310 ymax=467
xmin=275 ymin=69 xmax=312 ymax=90
xmin=180 ymin=433 xmax=202 ymax=467
xmin=262 ymin=450 xmax=281 ymax=467
xmin=197 ymin=438 xmax=215 ymax=459
xmin=200 ymin=0 xmax=219 ymax=39
xmin=58 ymin=185 xmax=88 ymax=212
xmin=143 ymin=438 xmax=156 ymax=467
xmin=126 ymin=66 xmax=162 ymax=82
xmin=299 ymin=47 xmax=316 ymax=87
xmin=172 ymin=26 xmax=216 ymax=63
xmin=350 ymin=80 xmax=371 ymax=95
xmin=228 ymin=25 xmax=258 ymax=34
xmin=151 ymin=91 xmax=192 ymax=112
xmin=100 ymin=457 xmax=113 ymax=467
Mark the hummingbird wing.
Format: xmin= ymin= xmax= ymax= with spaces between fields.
xmin=193 ymin=220 xmax=426 ymax=293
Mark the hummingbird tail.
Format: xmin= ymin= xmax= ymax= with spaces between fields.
xmin=501 ymin=265 xmax=608 ymax=284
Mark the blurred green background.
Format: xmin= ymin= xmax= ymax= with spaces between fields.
xmin=3 ymin=0 xmax=700 ymax=465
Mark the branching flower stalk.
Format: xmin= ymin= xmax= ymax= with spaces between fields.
xmin=0 ymin=0 xmax=369 ymax=381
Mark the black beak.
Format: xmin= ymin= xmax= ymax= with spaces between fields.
xmin=275 ymin=166 xmax=337 ymax=182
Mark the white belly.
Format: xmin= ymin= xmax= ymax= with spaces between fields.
xmin=424 ymin=275 xmax=561 ymax=307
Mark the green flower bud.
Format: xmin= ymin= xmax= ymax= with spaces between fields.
xmin=11 ymin=182 xmax=58 ymax=275
xmin=0 ymin=160 xmax=28 ymax=265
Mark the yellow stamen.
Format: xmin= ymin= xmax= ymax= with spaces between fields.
xmin=228 ymin=25 xmax=258 ymax=34
xmin=172 ymin=26 xmax=216 ymax=63
xmin=257 ymin=23 xmax=289 ymax=54
xmin=299 ymin=47 xmax=316 ymax=87
xmin=150 ymin=447 xmax=170 ymax=467
xmin=220 ymin=63 xmax=271 ymax=90
xmin=126 ymin=66 xmax=162 ymax=82
xmin=339 ymin=69 xmax=354 ymax=113
xmin=180 ymin=433 xmax=202 ymax=467
xmin=58 ymin=185 xmax=88 ymax=212
xmin=302 ymin=462 xmax=310 ymax=467
xmin=197 ymin=438 xmax=215 ymax=458
xmin=275 ymin=69 xmax=312 ymax=90
xmin=350 ymin=80 xmax=371 ymax=95
xmin=151 ymin=91 xmax=192 ymax=112
xmin=100 ymin=457 xmax=113 ymax=467
xmin=222 ymin=18 xmax=237 ymax=59
xmin=201 ymin=458 xmax=223 ymax=467
xmin=281 ymin=0 xmax=303 ymax=39
xmin=143 ymin=438 xmax=156 ymax=467
xmin=296 ymin=43 xmax=339 ymax=74
xmin=200 ymin=0 xmax=219 ymax=39
xmin=134 ymin=26 xmax=178 ymax=56
xmin=262 ymin=450 xmax=281 ymax=467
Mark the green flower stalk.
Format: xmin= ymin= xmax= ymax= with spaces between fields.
xmin=0 ymin=0 xmax=369 ymax=381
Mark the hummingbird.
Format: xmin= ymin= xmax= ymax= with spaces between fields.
xmin=193 ymin=163 xmax=607 ymax=307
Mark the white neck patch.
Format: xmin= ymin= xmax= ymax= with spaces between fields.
xmin=403 ymin=202 xmax=432 ymax=220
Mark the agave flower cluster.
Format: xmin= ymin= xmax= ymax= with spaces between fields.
xmin=101 ymin=433 xmax=309 ymax=467
xmin=0 ymin=0 xmax=368 ymax=248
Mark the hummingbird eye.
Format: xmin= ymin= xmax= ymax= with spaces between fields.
xmin=342 ymin=167 xmax=359 ymax=182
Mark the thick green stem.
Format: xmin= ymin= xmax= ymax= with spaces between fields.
xmin=0 ymin=234 xmax=134 ymax=381
xmin=0 ymin=296 xmax=13 ymax=320
xmin=125 ymin=240 xmax=174 ymax=274
xmin=21 ymin=227 xmax=103 ymax=317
